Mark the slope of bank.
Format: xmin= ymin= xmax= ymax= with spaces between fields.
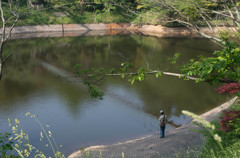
xmin=68 ymin=97 xmax=238 ymax=158
xmin=1 ymin=23 xmax=233 ymax=39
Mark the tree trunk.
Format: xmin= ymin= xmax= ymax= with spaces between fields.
xmin=0 ymin=61 xmax=2 ymax=80
xmin=0 ymin=44 xmax=3 ymax=80
xmin=0 ymin=44 xmax=2 ymax=80
xmin=80 ymin=0 xmax=86 ymax=14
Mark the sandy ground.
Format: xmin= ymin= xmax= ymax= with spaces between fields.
xmin=68 ymin=97 xmax=238 ymax=158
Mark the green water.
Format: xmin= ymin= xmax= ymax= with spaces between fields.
xmin=0 ymin=34 xmax=227 ymax=156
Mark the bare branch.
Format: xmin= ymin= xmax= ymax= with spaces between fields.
xmin=5 ymin=13 xmax=19 ymax=42
xmin=140 ymin=54 xmax=150 ymax=70
xmin=224 ymin=1 xmax=240 ymax=26
xmin=211 ymin=10 xmax=232 ymax=18
xmin=0 ymin=0 xmax=6 ymax=44
xmin=92 ymin=75 xmax=106 ymax=84
xmin=165 ymin=19 xmax=193 ymax=27
xmin=2 ymin=50 xmax=15 ymax=64
xmin=198 ymin=10 xmax=216 ymax=36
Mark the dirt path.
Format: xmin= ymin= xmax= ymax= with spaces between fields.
xmin=68 ymin=97 xmax=237 ymax=158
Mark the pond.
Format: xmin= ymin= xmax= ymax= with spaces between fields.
xmin=0 ymin=33 xmax=227 ymax=156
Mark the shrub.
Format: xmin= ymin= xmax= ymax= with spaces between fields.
xmin=215 ymin=83 xmax=240 ymax=95
xmin=218 ymin=110 xmax=240 ymax=133
xmin=0 ymin=132 xmax=18 ymax=158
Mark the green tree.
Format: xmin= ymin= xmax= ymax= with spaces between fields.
xmin=132 ymin=0 xmax=240 ymax=43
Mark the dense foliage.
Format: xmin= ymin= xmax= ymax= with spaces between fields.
xmin=0 ymin=0 xmax=138 ymax=26
xmin=181 ymin=42 xmax=240 ymax=84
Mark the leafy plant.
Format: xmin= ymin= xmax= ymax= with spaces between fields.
xmin=218 ymin=110 xmax=240 ymax=133
xmin=215 ymin=83 xmax=240 ymax=95
xmin=181 ymin=42 xmax=240 ymax=84
xmin=168 ymin=53 xmax=181 ymax=64
xmin=1 ymin=113 xmax=65 ymax=158
xmin=0 ymin=132 xmax=18 ymax=158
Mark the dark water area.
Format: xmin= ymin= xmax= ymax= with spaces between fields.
xmin=0 ymin=34 xmax=228 ymax=156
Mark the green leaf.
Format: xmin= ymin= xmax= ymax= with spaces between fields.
xmin=155 ymin=71 xmax=162 ymax=78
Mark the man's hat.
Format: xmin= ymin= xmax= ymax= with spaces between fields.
xmin=160 ymin=110 xmax=164 ymax=114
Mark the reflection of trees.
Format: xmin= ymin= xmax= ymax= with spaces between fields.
xmin=131 ymin=37 xmax=220 ymax=72
xmin=100 ymin=74 xmax=227 ymax=121
xmin=0 ymin=51 xmax=38 ymax=104
xmin=34 ymin=35 xmax=143 ymax=71
xmin=0 ymin=60 xmax=92 ymax=116
xmin=132 ymin=76 xmax=226 ymax=117
xmin=50 ymin=81 xmax=93 ymax=117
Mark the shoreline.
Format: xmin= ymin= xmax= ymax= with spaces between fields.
xmin=0 ymin=23 xmax=234 ymax=39
xmin=68 ymin=96 xmax=238 ymax=158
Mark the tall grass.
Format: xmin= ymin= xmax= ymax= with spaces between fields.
xmin=0 ymin=113 xmax=65 ymax=158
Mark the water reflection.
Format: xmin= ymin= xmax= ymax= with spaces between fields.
xmin=0 ymin=34 xmax=228 ymax=156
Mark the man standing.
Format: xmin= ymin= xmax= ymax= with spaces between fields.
xmin=159 ymin=110 xmax=167 ymax=138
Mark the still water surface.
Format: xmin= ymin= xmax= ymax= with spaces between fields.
xmin=0 ymin=33 xmax=227 ymax=156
